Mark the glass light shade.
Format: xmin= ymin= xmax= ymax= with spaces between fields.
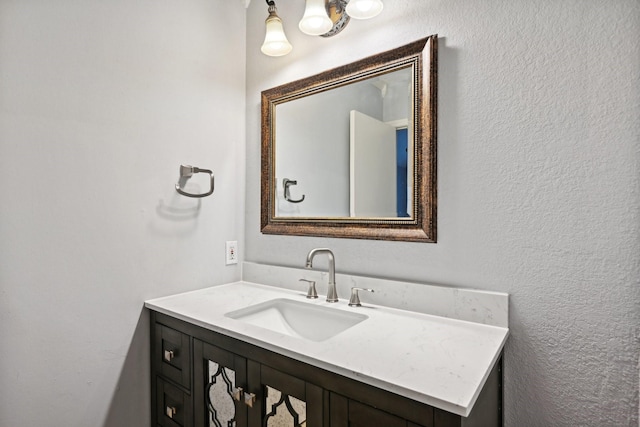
xmin=299 ymin=0 xmax=333 ymax=36
xmin=261 ymin=15 xmax=293 ymax=57
xmin=345 ymin=0 xmax=383 ymax=19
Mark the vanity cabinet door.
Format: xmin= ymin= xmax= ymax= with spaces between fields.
xmin=248 ymin=362 xmax=324 ymax=427
xmin=329 ymin=394 xmax=429 ymax=427
xmin=193 ymin=339 xmax=324 ymax=427
xmin=194 ymin=339 xmax=249 ymax=427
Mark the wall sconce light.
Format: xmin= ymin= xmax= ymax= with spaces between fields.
xmin=299 ymin=0 xmax=334 ymax=35
xmin=345 ymin=0 xmax=384 ymax=19
xmin=261 ymin=0 xmax=384 ymax=57
xmin=261 ymin=1 xmax=293 ymax=56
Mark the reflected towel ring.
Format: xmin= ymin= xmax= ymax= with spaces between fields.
xmin=283 ymin=178 xmax=305 ymax=203
xmin=175 ymin=165 xmax=214 ymax=198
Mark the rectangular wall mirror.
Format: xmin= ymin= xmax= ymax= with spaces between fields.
xmin=261 ymin=35 xmax=437 ymax=242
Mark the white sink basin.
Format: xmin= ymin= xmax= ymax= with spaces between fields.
xmin=225 ymin=298 xmax=368 ymax=342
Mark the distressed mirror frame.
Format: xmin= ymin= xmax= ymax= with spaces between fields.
xmin=261 ymin=35 xmax=437 ymax=242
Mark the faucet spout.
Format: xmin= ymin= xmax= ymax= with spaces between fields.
xmin=305 ymin=248 xmax=338 ymax=302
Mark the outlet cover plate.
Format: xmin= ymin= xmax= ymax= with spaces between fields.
xmin=226 ymin=241 xmax=238 ymax=265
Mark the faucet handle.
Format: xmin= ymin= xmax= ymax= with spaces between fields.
xmin=299 ymin=279 xmax=318 ymax=299
xmin=349 ymin=287 xmax=374 ymax=307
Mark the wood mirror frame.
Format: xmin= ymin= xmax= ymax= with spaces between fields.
xmin=261 ymin=35 xmax=437 ymax=242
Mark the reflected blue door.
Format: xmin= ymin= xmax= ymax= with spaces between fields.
xmin=396 ymin=128 xmax=409 ymax=217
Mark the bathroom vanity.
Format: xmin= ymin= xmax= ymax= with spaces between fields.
xmin=146 ymin=263 xmax=508 ymax=427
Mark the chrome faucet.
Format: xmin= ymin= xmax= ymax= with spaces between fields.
xmin=305 ymin=248 xmax=338 ymax=302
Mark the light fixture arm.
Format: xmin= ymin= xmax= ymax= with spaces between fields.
xmin=321 ymin=0 xmax=350 ymax=37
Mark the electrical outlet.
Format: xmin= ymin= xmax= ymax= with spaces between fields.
xmin=225 ymin=241 xmax=238 ymax=265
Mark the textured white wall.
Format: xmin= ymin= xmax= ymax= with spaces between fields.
xmin=245 ymin=0 xmax=639 ymax=425
xmin=0 ymin=1 xmax=245 ymax=426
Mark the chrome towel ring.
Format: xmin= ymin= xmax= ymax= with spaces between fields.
xmin=175 ymin=165 xmax=214 ymax=198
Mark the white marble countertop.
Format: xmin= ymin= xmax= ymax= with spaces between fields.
xmin=145 ymin=280 xmax=508 ymax=417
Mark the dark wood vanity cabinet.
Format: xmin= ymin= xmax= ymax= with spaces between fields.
xmin=150 ymin=311 xmax=502 ymax=427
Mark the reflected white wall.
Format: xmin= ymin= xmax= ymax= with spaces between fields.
xmin=276 ymin=83 xmax=381 ymax=216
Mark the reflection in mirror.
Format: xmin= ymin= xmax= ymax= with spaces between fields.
xmin=275 ymin=67 xmax=412 ymax=218
xmin=262 ymin=35 xmax=437 ymax=242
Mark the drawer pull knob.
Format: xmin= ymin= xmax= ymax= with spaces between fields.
xmin=244 ymin=392 xmax=256 ymax=408
xmin=232 ymin=387 xmax=244 ymax=402
xmin=164 ymin=350 xmax=174 ymax=362
xmin=165 ymin=406 xmax=177 ymax=419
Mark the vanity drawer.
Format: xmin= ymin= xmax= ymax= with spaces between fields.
xmin=156 ymin=376 xmax=192 ymax=427
xmin=155 ymin=322 xmax=191 ymax=389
